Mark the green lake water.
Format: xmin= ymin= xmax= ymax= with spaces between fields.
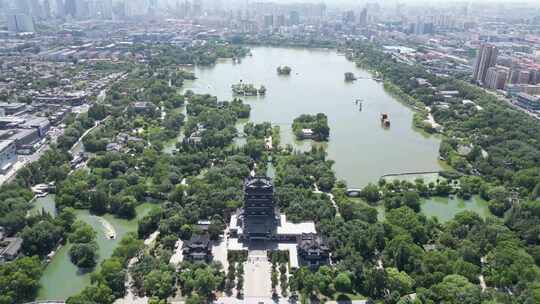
xmin=32 ymin=195 xmax=157 ymax=301
xmin=179 ymin=46 xmax=491 ymax=221
xmin=182 ymin=47 xmax=443 ymax=188
xmin=370 ymin=195 xmax=490 ymax=222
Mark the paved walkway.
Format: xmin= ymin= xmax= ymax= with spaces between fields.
xmin=313 ymin=183 xmax=340 ymax=216
xmin=244 ymin=250 xmax=272 ymax=299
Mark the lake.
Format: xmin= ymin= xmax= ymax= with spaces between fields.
xmin=355 ymin=195 xmax=490 ymax=223
xmin=32 ymin=195 xmax=157 ymax=301
xmin=182 ymin=47 xmax=491 ymax=222
xmin=183 ymin=47 xmax=443 ymax=187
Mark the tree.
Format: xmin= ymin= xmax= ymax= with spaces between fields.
xmin=383 ymin=233 xmax=424 ymax=273
xmin=69 ymin=242 xmax=98 ymax=268
xmin=69 ymin=221 xmax=97 ymax=244
xmin=362 ymin=183 xmax=381 ymax=203
xmin=144 ymin=269 xmax=175 ymax=299
xmin=487 ymin=186 xmax=510 ymax=216
xmin=56 ymin=207 xmax=77 ymax=231
xmin=66 ymin=283 xmax=115 ymax=304
xmin=484 ymin=241 xmax=539 ymax=288
xmin=402 ymin=191 xmax=421 ymax=212
xmin=0 ymin=256 xmax=42 ymax=304
xmin=386 ymin=267 xmax=415 ymax=296
xmin=185 ymin=294 xmax=203 ymax=304
xmin=89 ymin=190 xmax=109 ymax=215
xmin=334 ymin=272 xmax=352 ymax=293
xmin=110 ymin=195 xmax=137 ymax=219
xmin=97 ymin=258 xmax=126 ymax=297
xmin=21 ymin=220 xmax=63 ymax=256
xmin=419 ymin=275 xmax=481 ymax=304
xmin=193 ymin=267 xmax=222 ymax=299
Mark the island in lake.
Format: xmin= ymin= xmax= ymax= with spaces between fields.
xmin=292 ymin=113 xmax=330 ymax=141
xmin=232 ymin=81 xmax=266 ymax=96
xmin=277 ymin=65 xmax=292 ymax=75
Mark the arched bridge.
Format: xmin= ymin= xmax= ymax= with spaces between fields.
xmin=345 ymin=188 xmax=362 ymax=197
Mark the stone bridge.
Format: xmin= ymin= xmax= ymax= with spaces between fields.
xmin=345 ymin=188 xmax=362 ymax=197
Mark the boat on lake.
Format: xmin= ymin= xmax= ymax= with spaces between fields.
xmin=345 ymin=72 xmax=357 ymax=82
xmin=381 ymin=113 xmax=391 ymax=128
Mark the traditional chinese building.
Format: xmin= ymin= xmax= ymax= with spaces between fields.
xmin=297 ymin=233 xmax=330 ymax=269
xmin=242 ymin=176 xmax=278 ymax=241
xmin=182 ymin=234 xmax=212 ymax=262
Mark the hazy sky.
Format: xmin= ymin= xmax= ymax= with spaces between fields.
xmin=263 ymin=0 xmax=539 ymax=4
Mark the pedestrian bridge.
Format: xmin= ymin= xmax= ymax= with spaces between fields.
xmin=345 ymin=188 xmax=362 ymax=197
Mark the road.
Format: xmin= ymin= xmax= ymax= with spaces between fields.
xmin=0 ymin=133 xmax=58 ymax=186
xmin=484 ymin=89 xmax=539 ymax=120
xmin=0 ymin=74 xmax=122 ymax=187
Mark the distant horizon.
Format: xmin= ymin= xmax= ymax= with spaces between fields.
xmin=233 ymin=0 xmax=540 ymax=6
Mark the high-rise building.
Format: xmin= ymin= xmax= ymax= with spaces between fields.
xmin=43 ymin=0 xmax=52 ymax=19
xmin=65 ymin=0 xmax=77 ymax=17
xmin=343 ymin=10 xmax=355 ymax=24
xmin=518 ymin=70 xmax=531 ymax=84
xmin=126 ymin=0 xmax=146 ymax=17
xmin=509 ymin=68 xmax=521 ymax=84
xmin=75 ymin=0 xmax=90 ymax=19
xmin=55 ymin=0 xmax=65 ymax=18
xmin=29 ymin=0 xmax=43 ymax=18
xmin=472 ymin=44 xmax=498 ymax=85
xmin=276 ymin=14 xmax=285 ymax=27
xmin=7 ymin=12 xmax=36 ymax=32
xmin=289 ymin=10 xmax=300 ymax=25
xmin=88 ymin=0 xmax=112 ymax=19
xmin=16 ymin=0 xmax=31 ymax=15
xmin=263 ymin=14 xmax=273 ymax=29
xmin=359 ymin=7 xmax=368 ymax=26
xmin=484 ymin=66 xmax=509 ymax=90
xmin=410 ymin=17 xmax=435 ymax=35
xmin=192 ymin=0 xmax=202 ymax=16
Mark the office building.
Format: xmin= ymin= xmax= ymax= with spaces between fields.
xmin=472 ymin=44 xmax=498 ymax=85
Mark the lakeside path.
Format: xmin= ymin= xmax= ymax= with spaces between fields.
xmin=313 ymin=183 xmax=340 ymax=216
